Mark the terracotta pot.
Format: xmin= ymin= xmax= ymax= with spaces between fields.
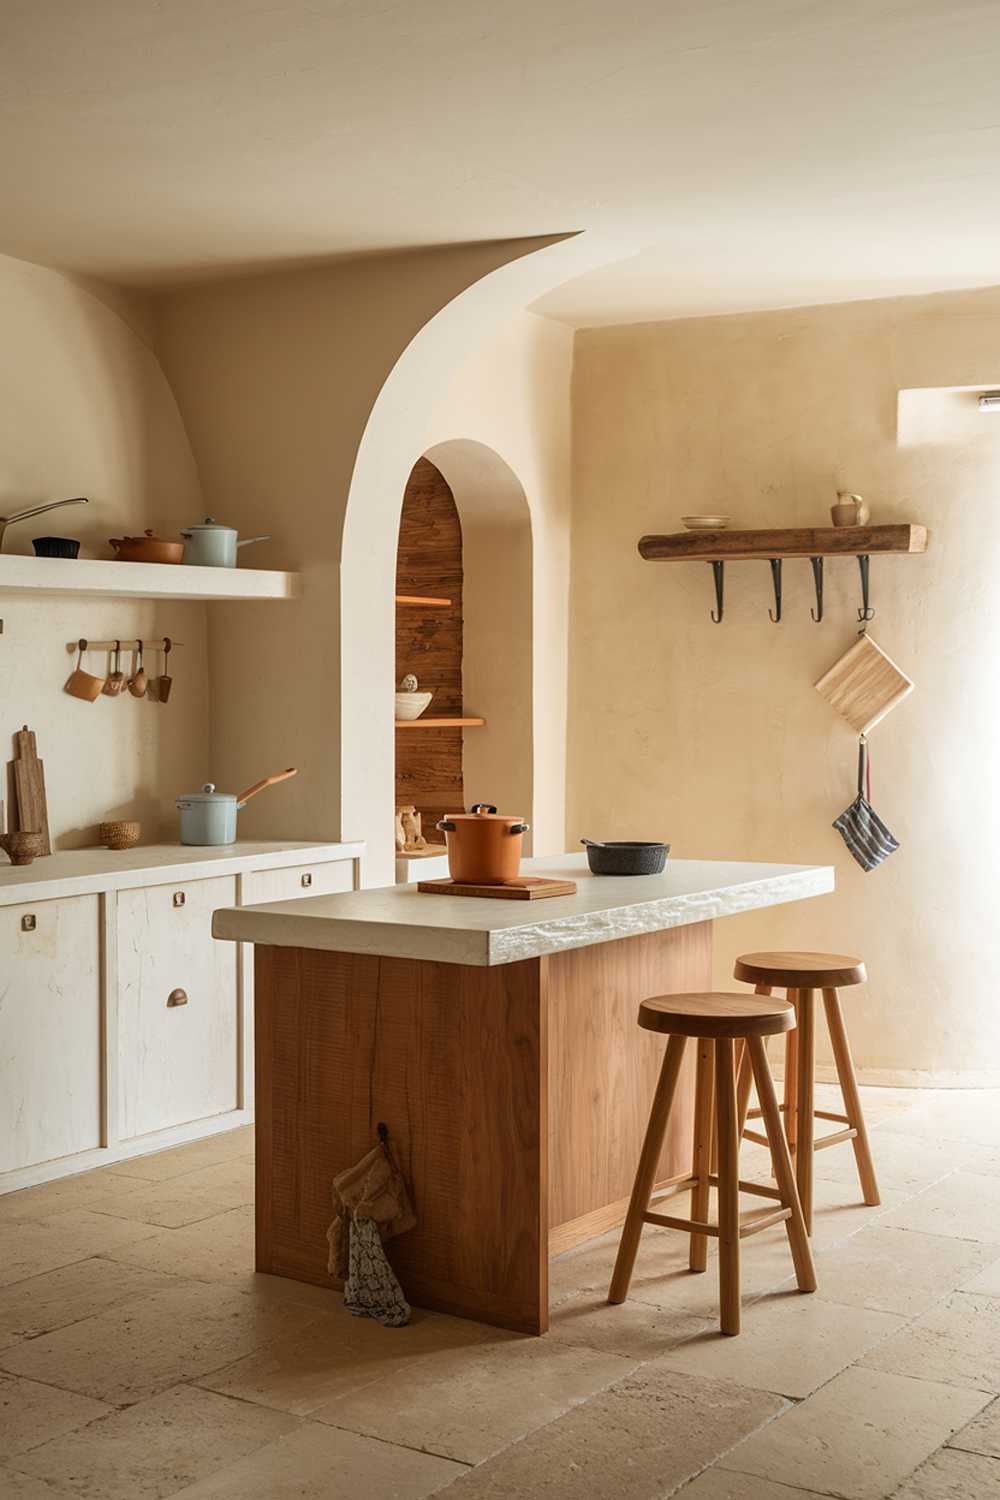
xmin=436 ymin=803 xmax=530 ymax=885
xmin=109 ymin=529 xmax=185 ymax=564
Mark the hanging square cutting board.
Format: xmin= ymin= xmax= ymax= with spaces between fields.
xmin=814 ymin=634 xmax=914 ymax=736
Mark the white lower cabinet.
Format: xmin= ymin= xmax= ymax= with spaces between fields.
xmin=0 ymin=895 xmax=102 ymax=1174
xmin=117 ymin=876 xmax=239 ymax=1139
xmin=0 ymin=842 xmax=363 ymax=1190
xmin=240 ymin=858 xmax=354 ymax=905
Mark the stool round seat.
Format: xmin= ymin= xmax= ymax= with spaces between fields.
xmin=639 ymin=992 xmax=796 ymax=1040
xmin=733 ymin=951 xmax=866 ymax=989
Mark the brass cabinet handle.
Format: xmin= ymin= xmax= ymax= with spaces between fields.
xmin=300 ymin=872 xmax=313 ymax=888
xmin=167 ymin=988 xmax=188 ymax=1007
xmin=21 ymin=914 xmax=36 ymax=932
xmin=172 ymin=891 xmax=186 ymax=908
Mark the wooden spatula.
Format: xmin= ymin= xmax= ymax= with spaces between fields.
xmin=236 ymin=767 xmax=297 ymax=805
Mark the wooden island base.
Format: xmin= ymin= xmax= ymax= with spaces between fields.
xmin=254 ymin=920 xmax=710 ymax=1334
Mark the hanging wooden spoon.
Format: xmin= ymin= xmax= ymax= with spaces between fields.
xmin=128 ymin=640 xmax=147 ymax=698
xmin=102 ymin=640 xmax=125 ymax=696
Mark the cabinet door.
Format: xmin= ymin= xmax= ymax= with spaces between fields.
xmin=240 ymin=858 xmax=354 ymax=906
xmin=0 ymin=896 xmax=102 ymax=1173
xmin=117 ymin=876 xmax=238 ymax=1139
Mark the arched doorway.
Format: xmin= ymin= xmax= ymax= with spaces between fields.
xmin=393 ymin=442 xmax=533 ymax=862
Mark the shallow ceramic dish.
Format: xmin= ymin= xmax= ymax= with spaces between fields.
xmin=681 ymin=515 xmax=731 ymax=530
xmin=395 ymin=690 xmax=433 ymax=721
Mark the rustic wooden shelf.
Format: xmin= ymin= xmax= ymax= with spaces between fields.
xmin=638 ymin=524 xmax=927 ymax=562
xmin=0 ymin=554 xmax=302 ymax=602
xmin=395 ymin=717 xmax=486 ymax=729
xmin=395 ymin=594 xmax=452 ymax=607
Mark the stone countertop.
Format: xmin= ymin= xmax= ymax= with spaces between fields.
xmin=212 ymin=853 xmax=834 ymax=967
xmin=0 ymin=840 xmax=365 ymax=906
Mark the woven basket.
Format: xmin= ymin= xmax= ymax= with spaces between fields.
xmin=99 ymin=820 xmax=141 ymax=850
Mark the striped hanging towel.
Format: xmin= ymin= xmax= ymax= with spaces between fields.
xmin=833 ymin=737 xmax=900 ymax=872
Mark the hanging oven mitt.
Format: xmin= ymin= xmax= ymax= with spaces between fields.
xmin=833 ymin=737 xmax=900 ymax=872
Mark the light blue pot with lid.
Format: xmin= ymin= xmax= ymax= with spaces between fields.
xmin=180 ymin=517 xmax=271 ymax=568
xmin=176 ymin=768 xmax=297 ymax=845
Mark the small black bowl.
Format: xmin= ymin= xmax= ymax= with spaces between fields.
xmin=581 ymin=839 xmax=671 ymax=876
xmin=33 ymin=536 xmax=80 ymax=558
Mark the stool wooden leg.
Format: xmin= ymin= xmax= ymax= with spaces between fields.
xmin=715 ymin=1037 xmax=741 ymax=1336
xmin=689 ymin=1039 xmax=715 ymax=1273
xmin=784 ymin=990 xmax=799 ymax=1159
xmin=735 ymin=1041 xmax=753 ymax=1142
xmin=823 ymin=987 xmax=880 ymax=1207
xmin=609 ymin=1034 xmax=688 ymax=1304
xmin=748 ymin=1036 xmax=816 ymax=1294
xmin=797 ymin=988 xmax=816 ymax=1234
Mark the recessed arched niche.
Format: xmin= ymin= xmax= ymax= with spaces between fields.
xmin=394 ymin=442 xmax=533 ymax=857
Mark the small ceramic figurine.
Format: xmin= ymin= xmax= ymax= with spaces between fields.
xmin=831 ymin=492 xmax=870 ymax=527
xmin=400 ymin=673 xmax=419 ymax=692
xmin=396 ymin=806 xmax=427 ymax=853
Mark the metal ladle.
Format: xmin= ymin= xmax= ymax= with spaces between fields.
xmin=0 ymin=496 xmax=89 ymax=552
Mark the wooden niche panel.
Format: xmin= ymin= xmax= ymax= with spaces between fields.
xmin=395 ymin=457 xmax=465 ymax=830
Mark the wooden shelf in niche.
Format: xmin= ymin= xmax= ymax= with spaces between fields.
xmin=395 ymin=594 xmax=452 ymax=607
xmin=638 ymin=525 xmax=928 ymax=562
xmin=395 ymin=717 xmax=486 ymax=729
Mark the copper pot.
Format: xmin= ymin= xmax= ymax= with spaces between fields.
xmin=109 ymin=529 xmax=185 ymax=564
xmin=436 ymin=803 xmax=530 ymax=885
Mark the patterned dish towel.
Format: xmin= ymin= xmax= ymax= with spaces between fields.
xmin=326 ymin=1131 xmax=416 ymax=1327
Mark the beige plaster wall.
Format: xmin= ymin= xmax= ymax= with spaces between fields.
xmin=425 ymin=310 xmax=573 ymax=854
xmin=157 ymin=236 xmax=607 ymax=881
xmin=569 ymin=285 xmax=1000 ymax=1083
xmin=0 ymin=254 xmax=208 ymax=847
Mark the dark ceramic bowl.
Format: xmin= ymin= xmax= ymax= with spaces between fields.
xmin=33 ymin=536 xmax=80 ymax=558
xmin=581 ymin=839 xmax=670 ymax=876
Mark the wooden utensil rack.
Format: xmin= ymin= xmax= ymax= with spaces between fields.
xmin=638 ymin=525 xmax=928 ymax=624
xmin=67 ymin=638 xmax=184 ymax=652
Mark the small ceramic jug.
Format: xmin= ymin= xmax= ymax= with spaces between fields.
xmin=831 ymin=492 xmax=870 ymax=527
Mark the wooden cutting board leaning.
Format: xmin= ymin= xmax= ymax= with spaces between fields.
xmin=8 ymin=725 xmax=51 ymax=854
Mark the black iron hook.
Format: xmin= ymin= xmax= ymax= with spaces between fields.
xmin=767 ymin=558 xmax=782 ymax=623
xmin=809 ymin=557 xmax=824 ymax=623
xmin=857 ymin=554 xmax=875 ymax=626
xmin=710 ymin=560 xmax=724 ymax=624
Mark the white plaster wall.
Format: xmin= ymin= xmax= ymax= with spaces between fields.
xmin=424 ymin=311 xmax=573 ymax=855
xmin=569 ymin=284 xmax=1000 ymax=1083
xmin=0 ymin=255 xmax=209 ymax=846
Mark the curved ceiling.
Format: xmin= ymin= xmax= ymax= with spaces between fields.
xmin=3 ymin=0 xmax=1000 ymax=323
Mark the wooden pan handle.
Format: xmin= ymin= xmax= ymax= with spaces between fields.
xmin=236 ymin=767 xmax=297 ymax=805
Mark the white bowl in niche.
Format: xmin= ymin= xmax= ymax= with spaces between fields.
xmin=395 ymin=691 xmax=433 ymax=721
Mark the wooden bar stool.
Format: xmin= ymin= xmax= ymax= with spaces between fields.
xmin=609 ymin=993 xmax=816 ymax=1336
xmin=733 ymin=952 xmax=880 ymax=1234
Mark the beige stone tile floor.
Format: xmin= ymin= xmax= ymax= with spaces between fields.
xmin=0 ymin=1090 xmax=999 ymax=1498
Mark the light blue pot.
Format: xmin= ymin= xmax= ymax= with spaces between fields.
xmin=176 ymin=784 xmax=247 ymax=845
xmin=180 ymin=517 xmax=271 ymax=568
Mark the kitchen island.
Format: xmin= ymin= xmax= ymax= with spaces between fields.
xmin=213 ymin=854 xmax=833 ymax=1333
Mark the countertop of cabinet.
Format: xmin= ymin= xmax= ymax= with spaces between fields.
xmin=213 ymin=853 xmax=834 ymax=967
xmin=0 ymin=840 xmax=365 ymax=906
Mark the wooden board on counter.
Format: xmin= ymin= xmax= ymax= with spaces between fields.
xmin=417 ymin=876 xmax=577 ymax=900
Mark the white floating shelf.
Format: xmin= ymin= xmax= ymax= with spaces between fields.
xmin=0 ymin=554 xmax=303 ymax=602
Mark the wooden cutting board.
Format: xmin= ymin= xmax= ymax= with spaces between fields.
xmin=418 ymin=876 xmax=578 ymax=900
xmin=814 ymin=635 xmax=914 ymax=736
xmin=12 ymin=725 xmax=51 ymax=854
